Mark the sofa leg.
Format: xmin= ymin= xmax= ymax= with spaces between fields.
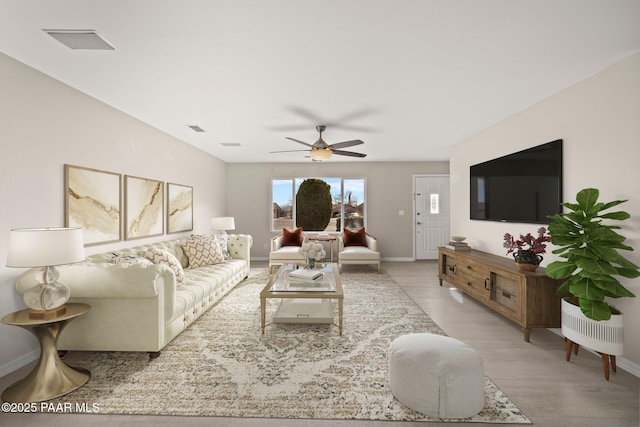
xmin=148 ymin=351 xmax=161 ymax=361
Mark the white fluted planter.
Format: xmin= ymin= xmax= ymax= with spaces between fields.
xmin=561 ymin=299 xmax=624 ymax=356
xmin=561 ymin=298 xmax=624 ymax=380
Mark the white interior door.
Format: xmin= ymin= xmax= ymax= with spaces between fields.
xmin=415 ymin=175 xmax=450 ymax=259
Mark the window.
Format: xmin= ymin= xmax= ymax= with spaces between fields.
xmin=430 ymin=193 xmax=440 ymax=214
xmin=272 ymin=177 xmax=366 ymax=233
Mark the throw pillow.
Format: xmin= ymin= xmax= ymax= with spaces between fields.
xmin=281 ymin=227 xmax=304 ymax=246
xmin=182 ymin=237 xmax=224 ymax=268
xmin=141 ymin=248 xmax=185 ymax=285
xmin=343 ymin=227 xmax=368 ymax=247
xmin=213 ymin=233 xmax=233 ymax=260
xmin=110 ymin=251 xmax=153 ymax=266
xmin=190 ymin=233 xmax=231 ymax=260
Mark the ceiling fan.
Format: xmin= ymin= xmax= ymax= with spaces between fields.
xmin=270 ymin=125 xmax=367 ymax=161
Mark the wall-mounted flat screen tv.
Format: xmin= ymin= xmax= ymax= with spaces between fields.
xmin=470 ymin=139 xmax=563 ymax=224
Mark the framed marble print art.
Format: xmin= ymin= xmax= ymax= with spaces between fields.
xmin=65 ymin=164 xmax=122 ymax=246
xmin=125 ymin=175 xmax=164 ymax=240
xmin=167 ymin=183 xmax=193 ymax=234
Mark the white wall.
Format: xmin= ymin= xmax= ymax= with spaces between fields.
xmin=0 ymin=53 xmax=228 ymax=372
xmin=227 ymin=162 xmax=449 ymax=260
xmin=450 ymin=52 xmax=640 ymax=368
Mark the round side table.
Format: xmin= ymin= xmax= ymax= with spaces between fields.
xmin=1 ymin=303 xmax=91 ymax=402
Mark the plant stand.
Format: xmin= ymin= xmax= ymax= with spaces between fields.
xmin=561 ymin=299 xmax=623 ymax=381
xmin=565 ymin=339 xmax=617 ymax=380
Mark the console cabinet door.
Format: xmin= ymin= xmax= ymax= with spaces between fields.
xmin=441 ymin=252 xmax=457 ymax=282
xmin=489 ymin=270 xmax=522 ymax=323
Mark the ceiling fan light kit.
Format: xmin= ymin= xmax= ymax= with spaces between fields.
xmin=310 ymin=147 xmax=332 ymax=161
xmin=271 ymin=125 xmax=367 ymax=161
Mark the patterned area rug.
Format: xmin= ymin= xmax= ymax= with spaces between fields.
xmin=53 ymin=269 xmax=530 ymax=423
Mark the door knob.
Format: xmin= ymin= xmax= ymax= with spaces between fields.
xmin=417 ymin=222 xmax=422 ymax=225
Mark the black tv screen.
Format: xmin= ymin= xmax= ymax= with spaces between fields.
xmin=470 ymin=139 xmax=563 ymax=224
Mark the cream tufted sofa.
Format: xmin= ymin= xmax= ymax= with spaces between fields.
xmin=15 ymin=234 xmax=252 ymax=358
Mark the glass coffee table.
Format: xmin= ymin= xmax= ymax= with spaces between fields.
xmin=260 ymin=263 xmax=343 ymax=335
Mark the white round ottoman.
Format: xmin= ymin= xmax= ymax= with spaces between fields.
xmin=388 ymin=333 xmax=485 ymax=418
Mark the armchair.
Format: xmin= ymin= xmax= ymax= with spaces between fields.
xmin=338 ymin=229 xmax=381 ymax=273
xmin=268 ymin=228 xmax=308 ymax=272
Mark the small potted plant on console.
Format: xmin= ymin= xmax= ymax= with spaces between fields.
xmin=503 ymin=227 xmax=552 ymax=271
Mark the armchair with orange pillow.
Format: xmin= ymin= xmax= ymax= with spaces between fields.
xmin=338 ymin=227 xmax=381 ymax=273
xmin=269 ymin=227 xmax=308 ymax=272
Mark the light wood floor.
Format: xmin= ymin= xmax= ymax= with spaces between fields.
xmin=1 ymin=261 xmax=638 ymax=427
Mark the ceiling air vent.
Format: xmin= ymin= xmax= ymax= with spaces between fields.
xmin=187 ymin=125 xmax=206 ymax=133
xmin=43 ymin=30 xmax=115 ymax=50
xmin=221 ymin=143 xmax=242 ymax=147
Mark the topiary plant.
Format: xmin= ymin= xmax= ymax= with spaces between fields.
xmin=296 ymin=179 xmax=332 ymax=231
xmin=546 ymin=188 xmax=638 ymax=320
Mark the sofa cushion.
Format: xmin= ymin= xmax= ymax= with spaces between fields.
xmin=181 ymin=236 xmax=224 ymax=268
xmin=339 ymin=246 xmax=380 ymax=261
xmin=343 ymin=227 xmax=368 ymax=247
xmin=282 ymin=227 xmax=304 ymax=246
xmin=141 ymin=248 xmax=185 ymax=285
xmin=270 ymin=246 xmax=306 ymax=261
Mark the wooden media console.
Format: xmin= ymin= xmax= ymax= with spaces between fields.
xmin=438 ymin=247 xmax=562 ymax=342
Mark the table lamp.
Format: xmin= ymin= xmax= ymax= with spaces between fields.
xmin=211 ymin=217 xmax=235 ymax=251
xmin=210 ymin=217 xmax=235 ymax=235
xmin=6 ymin=227 xmax=85 ymax=319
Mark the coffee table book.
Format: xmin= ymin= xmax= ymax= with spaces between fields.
xmin=289 ymin=269 xmax=323 ymax=281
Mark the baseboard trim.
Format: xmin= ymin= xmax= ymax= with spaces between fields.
xmin=549 ymin=328 xmax=640 ymax=378
xmin=0 ymin=348 xmax=39 ymax=379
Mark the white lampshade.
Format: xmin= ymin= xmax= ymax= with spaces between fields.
xmin=7 ymin=227 xmax=85 ymax=315
xmin=210 ymin=217 xmax=235 ymax=231
xmin=7 ymin=227 xmax=85 ymax=267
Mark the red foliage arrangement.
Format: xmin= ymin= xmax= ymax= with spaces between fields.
xmin=503 ymin=227 xmax=552 ymax=255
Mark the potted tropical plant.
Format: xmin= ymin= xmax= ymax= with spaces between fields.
xmin=546 ymin=188 xmax=638 ymax=379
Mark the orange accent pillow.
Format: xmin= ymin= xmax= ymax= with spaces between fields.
xmin=343 ymin=227 xmax=368 ymax=247
xmin=281 ymin=227 xmax=304 ymax=246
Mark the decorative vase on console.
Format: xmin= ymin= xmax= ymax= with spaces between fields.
xmin=503 ymin=227 xmax=551 ymax=272
xmin=306 ymin=257 xmax=316 ymax=270
xmin=512 ymin=250 xmax=543 ymax=271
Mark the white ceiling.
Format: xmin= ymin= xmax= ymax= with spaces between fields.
xmin=1 ymin=0 xmax=639 ymax=163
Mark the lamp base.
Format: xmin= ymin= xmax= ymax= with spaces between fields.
xmin=28 ymin=304 xmax=67 ymax=320
xmin=23 ymin=279 xmax=71 ymax=314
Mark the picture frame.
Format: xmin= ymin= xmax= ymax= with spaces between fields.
xmin=125 ymin=175 xmax=164 ymax=240
xmin=65 ymin=164 xmax=122 ymax=246
xmin=167 ymin=183 xmax=193 ymax=234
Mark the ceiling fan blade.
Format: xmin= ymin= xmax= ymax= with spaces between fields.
xmin=270 ymin=149 xmax=310 ymax=154
xmin=329 ymin=139 xmax=364 ymax=150
xmin=333 ymin=149 xmax=367 ymax=158
xmin=285 ymin=137 xmax=313 ymax=147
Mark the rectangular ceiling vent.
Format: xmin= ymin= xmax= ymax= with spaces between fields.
xmin=187 ymin=125 xmax=206 ymax=133
xmin=221 ymin=143 xmax=242 ymax=147
xmin=43 ymin=30 xmax=115 ymax=50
